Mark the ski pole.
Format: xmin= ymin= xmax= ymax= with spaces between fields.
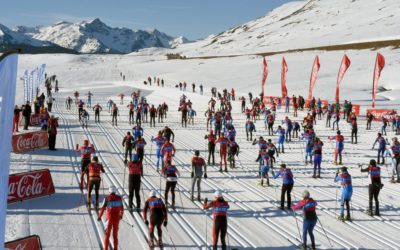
xmin=120 ymin=218 xmax=134 ymax=227
xmin=317 ymin=217 xmax=333 ymax=247
xmin=292 ymin=210 xmax=302 ymax=244
xmin=165 ymin=226 xmax=177 ymax=250
xmin=122 ymin=163 xmax=127 ymax=190
xmin=177 ymin=185 xmax=184 ymax=212
xmin=77 ymin=191 xmax=84 ymax=211
xmin=335 ymin=184 xmax=338 ymax=217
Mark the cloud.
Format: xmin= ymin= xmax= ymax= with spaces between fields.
xmin=18 ymin=13 xmax=94 ymax=25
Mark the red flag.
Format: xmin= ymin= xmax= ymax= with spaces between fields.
xmin=308 ymin=56 xmax=320 ymax=100
xmin=281 ymin=57 xmax=288 ymax=98
xmin=372 ymin=53 xmax=385 ymax=108
xmin=335 ymin=54 xmax=351 ymax=102
xmin=261 ymin=57 xmax=268 ymax=99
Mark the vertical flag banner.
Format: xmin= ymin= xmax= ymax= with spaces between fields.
xmin=308 ymin=55 xmax=321 ymax=100
xmin=281 ymin=57 xmax=288 ymax=98
xmin=335 ymin=54 xmax=351 ymax=103
xmin=23 ymin=70 xmax=28 ymax=102
xmin=372 ymin=53 xmax=385 ymax=108
xmin=0 ymin=52 xmax=19 ymax=247
xmin=261 ymin=57 xmax=268 ymax=99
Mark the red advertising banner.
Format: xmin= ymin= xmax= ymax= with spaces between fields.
xmin=12 ymin=131 xmax=48 ymax=153
xmin=8 ymin=169 xmax=55 ymax=204
xmin=5 ymin=235 xmax=42 ymax=250
xmin=367 ymin=109 xmax=397 ymax=121
xmin=19 ymin=114 xmax=41 ymax=127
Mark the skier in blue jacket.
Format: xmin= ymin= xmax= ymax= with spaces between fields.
xmin=334 ymin=166 xmax=353 ymax=221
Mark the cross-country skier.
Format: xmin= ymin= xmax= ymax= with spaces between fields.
xmin=312 ymin=138 xmax=323 ymax=178
xmin=228 ymin=140 xmax=240 ymax=168
xmin=133 ymin=135 xmax=147 ymax=175
xmin=162 ymin=126 xmax=174 ymax=142
xmin=93 ymin=103 xmax=102 ymax=123
xmin=366 ymin=112 xmax=374 ymax=130
xmin=205 ymin=130 xmax=216 ymax=165
xmin=216 ymin=134 xmax=229 ymax=172
xmin=122 ymin=131 xmax=134 ymax=163
xmin=76 ymin=140 xmax=95 ymax=190
xmin=381 ymin=117 xmax=388 ymax=135
xmin=330 ymin=130 xmax=344 ymax=165
xmin=87 ymin=156 xmax=105 ymax=209
xmin=335 ymin=167 xmax=353 ymax=221
xmin=272 ymin=164 xmax=294 ymax=210
xmin=149 ymin=104 xmax=157 ymax=127
xmin=283 ymin=117 xmax=293 ymax=142
xmin=332 ymin=112 xmax=340 ymax=131
xmin=80 ymin=109 xmax=89 ymax=128
xmin=163 ymin=160 xmax=180 ymax=207
xmin=161 ymin=138 xmax=176 ymax=166
xmin=292 ymin=190 xmax=317 ymax=250
xmin=127 ymin=101 xmax=135 ymax=124
xmin=361 ymin=159 xmax=383 ymax=216
xmin=191 ymin=150 xmax=207 ymax=201
xmin=143 ymin=190 xmax=168 ymax=248
xmin=127 ymin=154 xmax=142 ymax=212
xmin=111 ymin=103 xmax=119 ymax=126
xmin=350 ymin=116 xmax=358 ymax=144
xmin=107 ymin=99 xmax=113 ymax=113
xmin=151 ymin=132 xmax=166 ymax=170
xmin=203 ymin=190 xmax=230 ymax=250
xmin=259 ymin=150 xmax=272 ymax=186
xmin=65 ymin=97 xmax=73 ymax=110
xmin=267 ymin=139 xmax=279 ymax=167
xmin=274 ymin=125 xmax=286 ymax=153
xmin=372 ymin=133 xmax=388 ymax=164
xmin=390 ymin=137 xmax=400 ymax=182
xmin=132 ymin=123 xmax=144 ymax=140
xmin=245 ymin=119 xmax=256 ymax=141
xmin=98 ymin=186 xmax=124 ymax=250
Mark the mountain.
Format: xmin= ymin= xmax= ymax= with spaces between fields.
xmin=174 ymin=0 xmax=400 ymax=57
xmin=0 ymin=23 xmax=77 ymax=54
xmin=12 ymin=18 xmax=189 ymax=54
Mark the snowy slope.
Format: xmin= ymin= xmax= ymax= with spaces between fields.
xmin=13 ymin=19 xmax=190 ymax=54
xmin=173 ymin=0 xmax=400 ymax=56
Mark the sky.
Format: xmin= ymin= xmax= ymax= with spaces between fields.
xmin=1 ymin=0 xmax=296 ymax=40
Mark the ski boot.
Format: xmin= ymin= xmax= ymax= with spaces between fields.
xmin=219 ymin=168 xmax=223 ymax=173
xmin=317 ymin=172 xmax=321 ymax=178
xmin=191 ymin=195 xmax=194 ymax=202
xmin=312 ymin=173 xmax=316 ymax=178
xmin=171 ymin=200 xmax=175 ymax=208
xmin=197 ymin=196 xmax=201 ymax=202
xmin=339 ymin=161 xmax=343 ymax=165
xmin=266 ymin=180 xmax=270 ymax=186
xmin=224 ymin=168 xmax=228 ymax=172
xmin=345 ymin=215 xmax=352 ymax=221
xmin=334 ymin=161 xmax=338 ymax=165
xmin=390 ymin=176 xmax=396 ymax=183
xmin=397 ymin=178 xmax=400 ymax=183
xmin=337 ymin=214 xmax=345 ymax=222
xmin=128 ymin=206 xmax=133 ymax=213
xmin=375 ymin=209 xmax=380 ymax=216
xmin=148 ymin=239 xmax=155 ymax=248
xmin=158 ymin=239 xmax=163 ymax=248
xmin=366 ymin=210 xmax=373 ymax=216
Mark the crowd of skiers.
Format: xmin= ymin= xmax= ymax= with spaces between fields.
xmin=34 ymin=76 xmax=400 ymax=250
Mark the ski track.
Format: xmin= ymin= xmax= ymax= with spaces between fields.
xmin=9 ymin=79 xmax=400 ymax=250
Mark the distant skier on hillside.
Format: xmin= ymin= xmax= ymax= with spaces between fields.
xmin=122 ymin=131 xmax=134 ymax=163
xmin=203 ymin=190 xmax=230 ymax=250
xmin=127 ymin=101 xmax=135 ymax=125
xmin=335 ymin=167 xmax=353 ymax=221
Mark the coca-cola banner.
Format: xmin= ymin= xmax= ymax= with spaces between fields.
xmin=12 ymin=131 xmax=48 ymax=153
xmin=5 ymin=235 xmax=42 ymax=250
xmin=19 ymin=114 xmax=40 ymax=127
xmin=8 ymin=169 xmax=55 ymax=204
xmin=367 ymin=109 xmax=397 ymax=121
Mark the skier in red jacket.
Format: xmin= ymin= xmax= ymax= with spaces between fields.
xmin=98 ymin=186 xmax=124 ymax=250
xmin=203 ymin=190 xmax=230 ymax=250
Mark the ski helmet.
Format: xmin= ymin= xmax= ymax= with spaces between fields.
xmin=109 ymin=186 xmax=117 ymax=194
xmin=195 ymin=150 xmax=200 ymax=156
xmin=341 ymin=166 xmax=348 ymax=172
xmin=84 ymin=139 xmax=89 ymax=146
xmin=149 ymin=190 xmax=157 ymax=198
xmin=92 ymin=156 xmax=99 ymax=162
xmin=214 ymin=190 xmax=223 ymax=198
xmin=302 ymin=190 xmax=310 ymax=199
xmin=369 ymin=159 xmax=377 ymax=166
xmin=280 ymin=164 xmax=287 ymax=169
